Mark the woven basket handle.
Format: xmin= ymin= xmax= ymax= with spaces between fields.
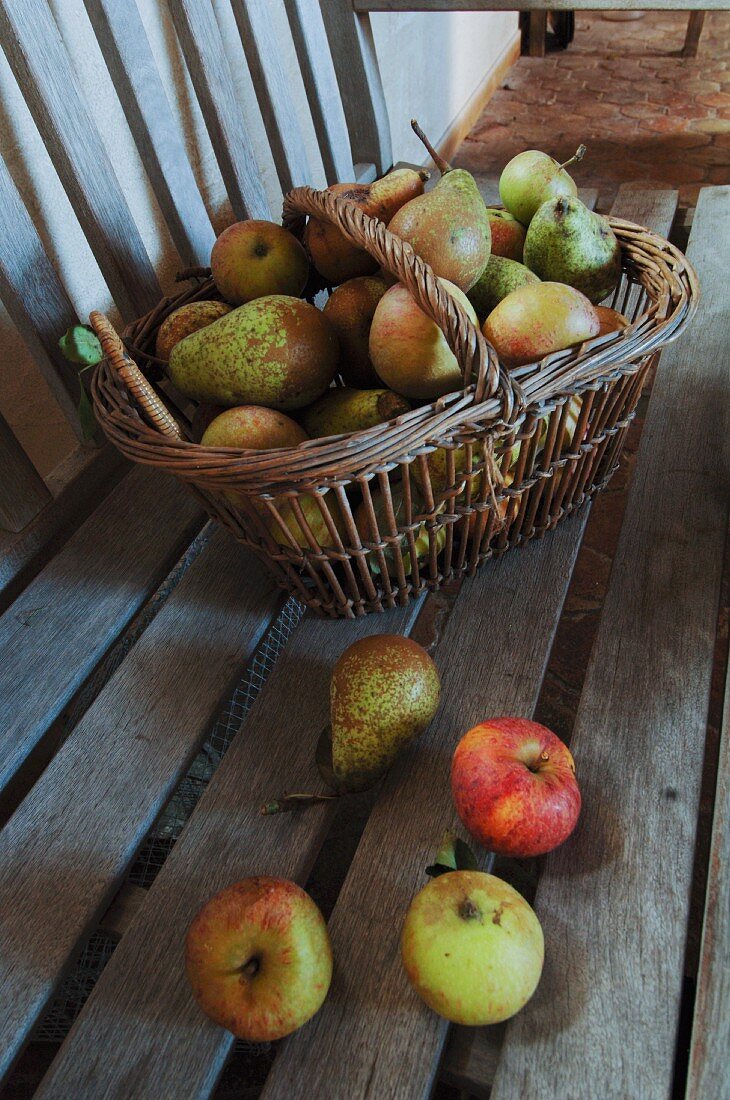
xmin=89 ymin=311 xmax=182 ymax=438
xmin=283 ymin=186 xmax=514 ymax=413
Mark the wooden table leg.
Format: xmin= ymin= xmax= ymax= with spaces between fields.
xmin=682 ymin=11 xmax=705 ymax=58
xmin=529 ymin=9 xmax=547 ymax=58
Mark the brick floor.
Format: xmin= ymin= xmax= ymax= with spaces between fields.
xmin=457 ymin=10 xmax=730 ymax=212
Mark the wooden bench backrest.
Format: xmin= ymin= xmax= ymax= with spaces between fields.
xmin=0 ymin=0 xmax=391 ymax=532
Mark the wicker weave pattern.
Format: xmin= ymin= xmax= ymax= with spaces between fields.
xmin=92 ymin=191 xmax=697 ymax=618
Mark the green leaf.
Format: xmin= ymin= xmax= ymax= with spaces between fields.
xmin=425 ymin=831 xmax=478 ymax=878
xmin=59 ymin=325 xmax=103 ymax=367
xmin=454 ymin=837 xmax=478 ymax=871
xmin=77 ymin=379 xmax=96 ymax=442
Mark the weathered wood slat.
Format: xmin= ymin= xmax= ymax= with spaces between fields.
xmin=686 ymin=657 xmax=730 ymax=1100
xmin=0 ymin=412 xmax=51 ymax=533
xmin=0 ymin=0 xmax=160 ymax=319
xmin=167 ymin=0 xmax=271 ymax=222
xmin=682 ymin=10 xmax=706 ymax=58
xmin=283 ymin=0 xmax=355 ymax=184
xmin=491 ymin=186 xmax=729 ymax=1100
xmin=33 ymin=602 xmax=423 ymax=1099
xmin=0 ymin=466 xmax=202 ymax=795
xmin=0 ymin=156 xmax=84 ymax=436
xmin=319 ymin=0 xmax=392 ymax=175
xmin=0 ymin=532 xmax=284 ymax=1079
xmin=438 ymin=185 xmax=680 ymax=1098
xmin=230 ymin=0 xmax=311 ymax=194
xmin=82 ymin=0 xmax=215 ymax=268
xmin=355 ymin=1 xmax=719 ymax=10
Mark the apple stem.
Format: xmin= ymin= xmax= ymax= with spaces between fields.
xmin=559 ymin=144 xmax=587 ymax=172
xmin=410 ymin=119 xmax=451 ymax=176
xmin=260 ymin=792 xmax=339 ymax=815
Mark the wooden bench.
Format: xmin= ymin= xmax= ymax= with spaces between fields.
xmin=0 ymin=3 xmax=728 ymax=1098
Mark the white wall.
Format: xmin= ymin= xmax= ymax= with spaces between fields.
xmin=0 ymin=2 xmax=518 ymax=480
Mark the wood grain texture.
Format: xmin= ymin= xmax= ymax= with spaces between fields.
xmin=0 ymin=155 xmax=84 ymax=436
xmin=320 ymin=0 xmax=392 ymax=175
xmin=0 ymin=412 xmax=51 ymax=533
xmin=0 ymin=0 xmax=160 ymax=319
xmin=283 ymin=0 xmax=355 ymax=184
xmin=83 ymin=0 xmax=215 ymax=267
xmin=33 ymin=602 xmax=423 ymax=1099
xmin=528 ymin=10 xmax=547 ymax=58
xmin=682 ymin=10 xmax=706 ymax=58
xmin=686 ymin=656 xmax=730 ymax=1100
xmin=0 ymin=531 xmax=283 ymax=1080
xmin=167 ymin=0 xmax=271 ymax=221
xmin=492 ymin=187 xmax=729 ymax=1100
xmin=230 ymin=0 xmax=311 ymax=194
xmin=0 ymin=466 xmax=202 ymax=794
xmin=355 ymin=1 xmax=718 ymax=11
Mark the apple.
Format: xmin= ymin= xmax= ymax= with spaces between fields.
xmin=185 ymin=876 xmax=332 ymax=1041
xmin=401 ymin=869 xmax=544 ymax=1025
xmin=595 ymin=304 xmax=629 ymax=337
xmin=451 ymin=717 xmax=581 ymax=857
xmin=211 ymin=220 xmax=309 ymax=305
xmin=484 ymin=209 xmax=527 ymax=262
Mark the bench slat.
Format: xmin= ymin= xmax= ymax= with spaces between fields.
xmin=492 ymin=185 xmax=730 ymax=1100
xmin=0 ymin=0 xmax=160 ymax=319
xmin=83 ymin=0 xmax=215 ymax=268
xmin=0 ymin=531 xmax=283 ymax=1079
xmin=33 ymin=601 xmax=423 ymax=1099
xmin=686 ymin=657 xmax=730 ymax=1099
xmin=0 ymin=413 xmax=51 ymax=533
xmin=166 ymin=0 xmax=272 ymax=222
xmin=0 ymin=467 xmax=202 ymax=794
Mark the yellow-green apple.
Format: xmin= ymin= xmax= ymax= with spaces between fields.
xmin=484 ymin=209 xmax=527 ymax=261
xmin=451 ymin=717 xmax=581 ymax=858
xmin=185 ymin=876 xmax=332 ymax=1041
xmin=211 ymin=220 xmax=309 ymax=305
xmin=483 ymin=282 xmax=599 ymax=369
xmin=401 ymin=869 xmax=544 ymax=1025
xmin=369 ymin=279 xmax=478 ymax=400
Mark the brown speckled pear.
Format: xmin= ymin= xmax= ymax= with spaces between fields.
xmin=328 ymin=634 xmax=440 ymax=791
xmin=168 ymin=295 xmax=338 ymax=411
xmin=302 ymin=387 xmax=410 ymax=439
xmin=386 ymin=121 xmax=491 ymax=293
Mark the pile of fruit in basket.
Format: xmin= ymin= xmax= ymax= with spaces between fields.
xmin=120 ymin=121 xmax=629 ymax=558
xmin=186 ymin=635 xmax=580 ymax=1040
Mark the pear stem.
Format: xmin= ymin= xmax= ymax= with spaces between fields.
xmin=260 ymin=792 xmax=339 ymax=815
xmin=559 ymin=144 xmax=587 ymax=172
xmin=410 ymin=118 xmax=451 ymax=176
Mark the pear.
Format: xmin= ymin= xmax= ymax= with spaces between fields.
xmin=500 ymin=145 xmax=586 ymax=226
xmin=155 ymin=301 xmax=231 ymax=361
xmin=484 ymin=282 xmax=599 ymax=369
xmin=201 ymin=406 xmax=308 ymax=450
xmin=265 ymin=491 xmax=346 ymax=551
xmin=369 ymin=279 xmax=478 ymax=401
xmin=304 ymin=168 xmax=428 ymax=285
xmin=467 ymin=256 xmax=540 ymax=324
xmin=327 ymin=634 xmax=440 ymax=791
xmin=354 ymin=483 xmax=445 ymax=577
xmin=485 ymin=209 xmax=527 ymax=262
xmin=211 ymin=220 xmax=309 ymax=305
xmin=387 ymin=121 xmax=491 ymax=293
xmin=168 ymin=295 xmax=338 ymax=411
xmin=524 ymin=196 xmax=622 ymax=304
xmin=302 ymin=387 xmax=410 ymax=439
xmin=322 ymin=276 xmax=388 ymax=387
xmin=595 ymin=305 xmax=629 ymax=336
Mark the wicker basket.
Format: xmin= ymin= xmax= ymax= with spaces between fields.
xmin=91 ymin=187 xmax=698 ymax=619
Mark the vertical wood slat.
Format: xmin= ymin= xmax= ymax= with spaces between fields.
xmin=682 ymin=10 xmax=706 ymax=58
xmin=320 ymin=0 xmax=392 ymax=175
xmin=0 ymin=0 xmax=160 ymax=319
xmin=230 ymin=0 xmax=311 ymax=194
xmin=82 ymin=0 xmax=216 ymax=267
xmin=0 ymin=156 xmax=83 ymax=438
xmin=283 ymin=0 xmax=355 ymax=184
xmin=166 ymin=0 xmax=272 ymax=222
xmin=0 ymin=414 xmax=50 ymax=533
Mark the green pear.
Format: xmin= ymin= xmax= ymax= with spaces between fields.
xmin=467 ymin=256 xmax=540 ymax=324
xmin=524 ymin=196 xmax=622 ymax=304
xmin=155 ymin=301 xmax=232 ymax=361
xmin=327 ymin=634 xmax=440 ymax=791
xmin=354 ymin=483 xmax=446 ymax=578
xmin=302 ymin=387 xmax=410 ymax=439
xmin=168 ymin=295 xmax=338 ymax=410
xmin=499 ymin=145 xmax=585 ymax=226
xmin=386 ymin=121 xmax=491 ymax=292
xmin=483 ymin=282 xmax=599 ymax=368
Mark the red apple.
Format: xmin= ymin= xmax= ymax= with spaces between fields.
xmin=185 ymin=876 xmax=332 ymax=1041
xmin=451 ymin=717 xmax=581 ymax=857
xmin=484 ymin=208 xmax=527 ymax=262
